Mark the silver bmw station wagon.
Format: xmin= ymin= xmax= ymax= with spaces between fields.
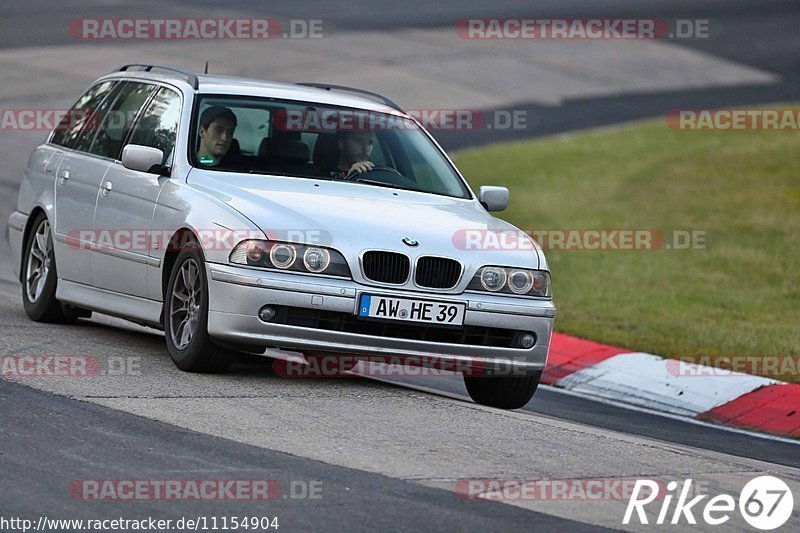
xmin=8 ymin=64 xmax=555 ymax=409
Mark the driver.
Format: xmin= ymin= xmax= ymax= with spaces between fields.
xmin=333 ymin=131 xmax=375 ymax=179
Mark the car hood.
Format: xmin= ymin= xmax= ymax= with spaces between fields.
xmin=188 ymin=171 xmax=546 ymax=271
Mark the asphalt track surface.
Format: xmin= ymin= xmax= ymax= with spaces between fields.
xmin=1 ymin=1 xmax=800 ymax=531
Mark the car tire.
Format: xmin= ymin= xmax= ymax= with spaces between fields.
xmin=164 ymin=247 xmax=230 ymax=373
xmin=21 ymin=212 xmax=80 ymax=324
xmin=463 ymin=370 xmax=542 ymax=409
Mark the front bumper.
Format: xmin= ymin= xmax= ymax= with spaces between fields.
xmin=206 ymin=263 xmax=556 ymax=373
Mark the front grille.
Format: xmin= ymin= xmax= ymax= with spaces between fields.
xmin=272 ymin=306 xmax=523 ymax=348
xmin=415 ymin=256 xmax=461 ymax=289
xmin=362 ymin=251 xmax=410 ymax=284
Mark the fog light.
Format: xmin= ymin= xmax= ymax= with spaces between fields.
xmin=518 ymin=332 xmax=536 ymax=349
xmin=258 ymin=305 xmax=276 ymax=322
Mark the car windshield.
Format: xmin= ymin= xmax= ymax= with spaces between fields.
xmin=191 ymin=96 xmax=471 ymax=198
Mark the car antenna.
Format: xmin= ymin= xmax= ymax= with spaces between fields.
xmin=204 ymin=61 xmax=209 ymax=74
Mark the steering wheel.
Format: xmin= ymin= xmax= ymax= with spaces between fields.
xmin=365 ymin=165 xmax=404 ymax=177
xmin=346 ymin=165 xmax=402 ymax=180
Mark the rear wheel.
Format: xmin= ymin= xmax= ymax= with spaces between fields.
xmin=164 ymin=247 xmax=230 ymax=373
xmin=21 ymin=213 xmax=83 ymax=323
xmin=464 ymin=370 xmax=542 ymax=409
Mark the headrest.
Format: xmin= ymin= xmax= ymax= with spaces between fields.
xmin=312 ymin=133 xmax=339 ymax=168
xmin=259 ymin=138 xmax=310 ymax=162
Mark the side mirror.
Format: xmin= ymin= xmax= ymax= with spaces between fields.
xmin=121 ymin=144 xmax=167 ymax=175
xmin=478 ymin=186 xmax=509 ymax=212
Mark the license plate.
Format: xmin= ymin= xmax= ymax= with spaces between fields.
xmin=358 ymin=294 xmax=465 ymax=326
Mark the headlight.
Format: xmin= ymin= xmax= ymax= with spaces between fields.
xmin=508 ymin=269 xmax=532 ymax=294
xmin=480 ymin=267 xmax=506 ymax=292
xmin=468 ymin=266 xmax=551 ymax=298
xmin=303 ymin=247 xmax=331 ymax=273
xmin=270 ymin=243 xmax=297 ymax=269
xmin=230 ymin=240 xmax=350 ymax=277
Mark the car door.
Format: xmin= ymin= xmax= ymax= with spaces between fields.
xmin=91 ymin=84 xmax=181 ymax=298
xmin=51 ymin=80 xmax=122 ymax=285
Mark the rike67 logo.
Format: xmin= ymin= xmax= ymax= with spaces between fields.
xmin=624 ymin=476 xmax=794 ymax=530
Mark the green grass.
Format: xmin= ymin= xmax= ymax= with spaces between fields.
xmin=453 ymin=114 xmax=800 ymax=379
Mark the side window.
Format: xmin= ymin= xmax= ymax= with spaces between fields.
xmin=86 ymin=82 xmax=156 ymax=160
xmin=72 ymin=82 xmax=126 ymax=153
xmin=51 ymin=81 xmax=117 ymax=149
xmin=127 ymin=87 xmax=181 ymax=165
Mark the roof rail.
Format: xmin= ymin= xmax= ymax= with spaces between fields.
xmin=295 ymin=82 xmax=403 ymax=112
xmin=116 ymin=64 xmax=199 ymax=90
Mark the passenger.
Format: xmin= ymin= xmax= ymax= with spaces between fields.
xmin=196 ymin=106 xmax=238 ymax=168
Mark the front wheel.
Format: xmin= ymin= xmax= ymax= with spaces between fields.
xmin=164 ymin=248 xmax=230 ymax=373
xmin=463 ymin=370 xmax=542 ymax=409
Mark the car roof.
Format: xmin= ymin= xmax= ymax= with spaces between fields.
xmin=96 ymin=69 xmax=406 ymax=116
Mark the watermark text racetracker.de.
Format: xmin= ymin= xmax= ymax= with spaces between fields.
xmin=68 ymin=18 xmax=323 ymax=40
xmin=666 ymin=355 xmax=800 ymax=379
xmin=1 ymin=355 xmax=140 ymax=378
xmin=69 ymin=479 xmax=322 ymax=500
xmin=452 ymin=229 xmax=707 ymax=251
xmin=273 ymin=108 xmax=528 ymax=132
xmin=456 ymin=477 xmax=669 ymax=501
xmin=455 ymin=18 xmax=713 ymax=40
xmin=668 ymin=108 xmax=800 ymax=130
xmin=0 ymin=108 xmax=108 ymax=132
xmin=64 ymin=229 xmax=328 ymax=252
xmin=272 ymin=354 xmax=531 ymax=378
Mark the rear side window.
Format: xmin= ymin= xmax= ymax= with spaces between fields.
xmin=127 ymin=87 xmax=182 ymax=165
xmin=51 ymin=80 xmax=117 ymax=149
xmin=86 ymin=82 xmax=156 ymax=160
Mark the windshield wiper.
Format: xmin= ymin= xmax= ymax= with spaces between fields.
xmin=249 ymin=169 xmax=333 ymax=180
xmin=350 ymin=178 xmax=420 ymax=192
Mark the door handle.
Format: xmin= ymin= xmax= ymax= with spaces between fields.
xmin=101 ymin=181 xmax=112 ymax=197
xmin=58 ymin=170 xmax=70 ymax=185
